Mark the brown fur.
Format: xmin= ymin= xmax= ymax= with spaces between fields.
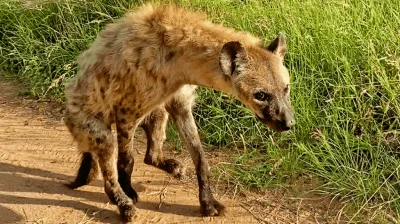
xmin=64 ymin=4 xmax=295 ymax=222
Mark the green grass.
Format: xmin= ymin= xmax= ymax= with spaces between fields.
xmin=1 ymin=0 xmax=399 ymax=221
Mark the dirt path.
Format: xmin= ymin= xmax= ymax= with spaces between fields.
xmin=0 ymin=77 xmax=342 ymax=224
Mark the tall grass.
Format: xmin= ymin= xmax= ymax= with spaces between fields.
xmin=1 ymin=0 xmax=399 ymax=221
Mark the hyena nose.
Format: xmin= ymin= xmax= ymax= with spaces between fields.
xmin=281 ymin=107 xmax=295 ymax=130
xmin=285 ymin=117 xmax=296 ymax=129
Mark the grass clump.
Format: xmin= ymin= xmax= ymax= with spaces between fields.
xmin=0 ymin=0 xmax=137 ymax=98
xmin=1 ymin=0 xmax=400 ymax=221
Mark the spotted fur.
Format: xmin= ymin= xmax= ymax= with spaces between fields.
xmin=64 ymin=4 xmax=295 ymax=222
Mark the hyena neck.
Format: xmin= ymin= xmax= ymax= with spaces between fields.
xmin=171 ymin=44 xmax=235 ymax=95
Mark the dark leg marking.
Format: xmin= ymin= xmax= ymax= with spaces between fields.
xmin=116 ymin=114 xmax=139 ymax=203
xmin=165 ymin=51 xmax=175 ymax=62
xmin=118 ymin=150 xmax=138 ymax=203
xmin=67 ymin=152 xmax=99 ymax=189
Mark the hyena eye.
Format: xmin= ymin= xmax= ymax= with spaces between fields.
xmin=254 ymin=91 xmax=269 ymax=101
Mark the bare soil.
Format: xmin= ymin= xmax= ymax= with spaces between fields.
xmin=0 ymin=77 xmax=344 ymax=224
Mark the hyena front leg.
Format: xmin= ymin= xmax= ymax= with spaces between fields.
xmin=165 ymin=86 xmax=225 ymax=216
xmin=115 ymin=113 xmax=139 ymax=203
xmin=141 ymin=107 xmax=185 ymax=179
xmin=67 ymin=152 xmax=99 ymax=189
xmin=65 ymin=109 xmax=135 ymax=222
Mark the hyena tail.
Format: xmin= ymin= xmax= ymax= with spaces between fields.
xmin=67 ymin=152 xmax=100 ymax=189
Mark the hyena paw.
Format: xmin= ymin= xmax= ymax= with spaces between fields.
xmin=164 ymin=158 xmax=186 ymax=179
xmin=122 ymin=185 xmax=139 ymax=203
xmin=65 ymin=182 xmax=81 ymax=189
xmin=201 ymin=199 xmax=225 ymax=216
xmin=118 ymin=200 xmax=136 ymax=223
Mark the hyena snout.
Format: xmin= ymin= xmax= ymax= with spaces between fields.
xmin=277 ymin=104 xmax=295 ymax=131
xmin=260 ymin=101 xmax=295 ymax=132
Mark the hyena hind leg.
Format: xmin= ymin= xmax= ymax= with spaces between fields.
xmin=141 ymin=106 xmax=186 ymax=179
xmin=65 ymin=110 xmax=136 ymax=222
xmin=67 ymin=152 xmax=100 ymax=189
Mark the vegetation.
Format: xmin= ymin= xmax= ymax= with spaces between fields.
xmin=1 ymin=0 xmax=399 ymax=221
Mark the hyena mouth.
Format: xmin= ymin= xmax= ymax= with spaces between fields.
xmin=255 ymin=115 xmax=289 ymax=132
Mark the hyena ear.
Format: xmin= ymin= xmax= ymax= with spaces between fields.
xmin=266 ymin=33 xmax=286 ymax=59
xmin=219 ymin=41 xmax=248 ymax=76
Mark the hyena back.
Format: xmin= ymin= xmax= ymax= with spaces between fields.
xmin=64 ymin=4 xmax=295 ymax=222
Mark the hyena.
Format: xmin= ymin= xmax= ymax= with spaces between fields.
xmin=64 ymin=4 xmax=295 ymax=222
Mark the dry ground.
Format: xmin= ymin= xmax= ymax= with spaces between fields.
xmin=0 ymin=77 xmax=345 ymax=224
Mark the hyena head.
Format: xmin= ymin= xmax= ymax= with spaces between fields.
xmin=219 ymin=34 xmax=295 ymax=132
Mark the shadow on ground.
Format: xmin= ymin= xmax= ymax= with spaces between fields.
xmin=0 ymin=162 xmax=201 ymax=223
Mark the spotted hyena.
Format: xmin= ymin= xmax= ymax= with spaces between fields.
xmin=64 ymin=4 xmax=295 ymax=222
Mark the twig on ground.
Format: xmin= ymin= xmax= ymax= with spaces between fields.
xmin=385 ymin=213 xmax=397 ymax=224
xmin=158 ymin=177 xmax=173 ymax=209
xmin=240 ymin=202 xmax=270 ymax=224
xmin=77 ymin=209 xmax=90 ymax=224
xmin=22 ymin=208 xmax=29 ymax=221
xmin=91 ymin=202 xmax=110 ymax=216
xmin=296 ymin=199 xmax=303 ymax=224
